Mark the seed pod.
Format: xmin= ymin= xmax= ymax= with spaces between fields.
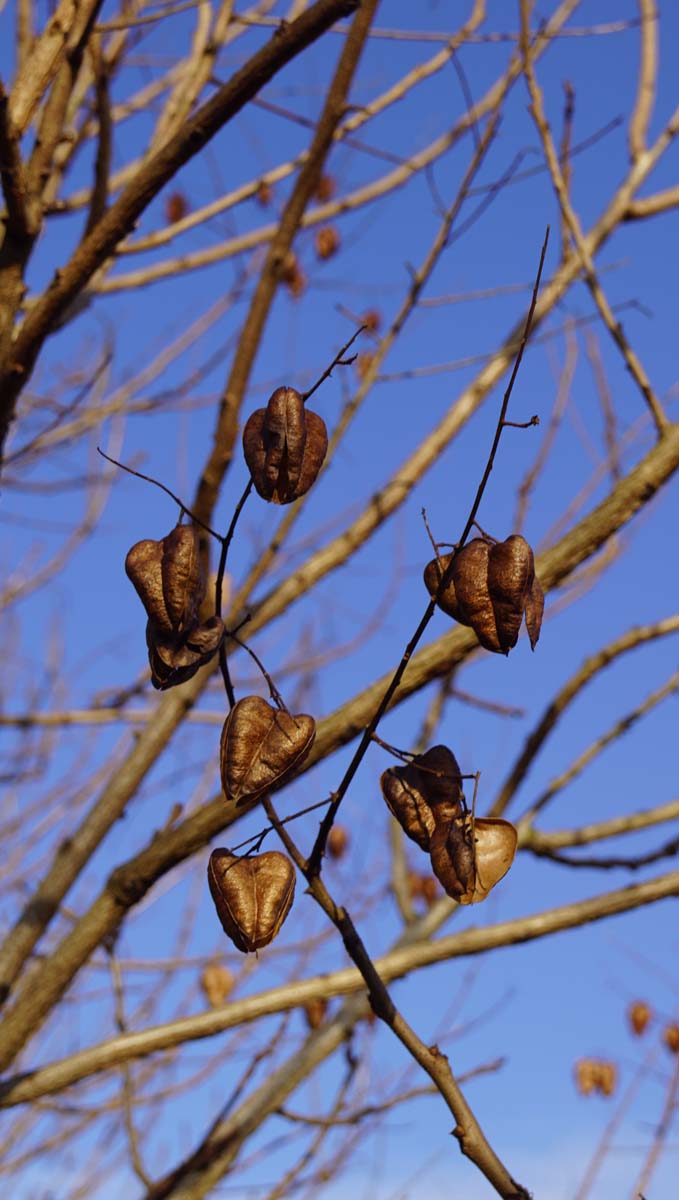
xmin=146 ymin=615 xmax=224 ymax=690
xmin=200 ymin=962 xmax=235 ymax=1008
xmin=280 ymin=251 xmax=305 ymax=298
xmin=126 ymin=525 xmax=205 ymax=638
xmin=362 ymin=309 xmax=381 ymax=335
xmin=380 ymin=746 xmax=463 ymax=850
xmin=220 ymin=695 xmax=316 ymax=807
xmin=430 ymin=816 xmax=517 ymax=905
xmin=327 ymin=825 xmax=349 ymax=860
xmin=316 ymin=174 xmax=336 ymax=202
xmin=597 ymin=1061 xmax=617 ymax=1097
xmin=304 ymin=997 xmax=328 ymax=1029
xmin=574 ymin=1058 xmax=598 ymax=1096
xmin=256 ymin=180 xmax=273 ymax=207
xmin=420 ymin=874 xmax=439 ymax=907
xmin=208 ymin=849 xmax=295 ymax=954
xmin=243 ymin=387 xmax=328 ymax=505
xmin=314 ymin=225 xmax=340 ymax=261
xmin=663 ymin=1024 xmax=679 ymax=1055
xmin=628 ymin=1000 xmax=652 ymax=1037
xmin=424 ymin=534 xmax=544 ymax=655
xmin=165 ymin=191 xmax=187 ymax=223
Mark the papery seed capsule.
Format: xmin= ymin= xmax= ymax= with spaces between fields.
xmin=220 ymin=695 xmax=316 ymax=807
xmin=146 ymin=615 xmax=224 ymax=690
xmin=304 ymin=997 xmax=328 ymax=1029
xmin=126 ymin=524 xmax=205 ymax=638
xmin=165 ymin=191 xmax=187 ymax=223
xmin=430 ymin=816 xmax=517 ymax=905
xmin=280 ymin=251 xmax=306 ymax=298
xmin=207 ymin=848 xmax=296 ymax=954
xmin=663 ymin=1024 xmax=679 ymax=1055
xmin=243 ymin=387 xmax=328 ymax=504
xmin=314 ymin=225 xmax=340 ymax=261
xmin=316 ymin=174 xmax=336 ymax=202
xmin=200 ymin=962 xmax=235 ymax=1008
xmin=380 ymin=745 xmax=465 ymax=850
xmin=597 ymin=1061 xmax=617 ymax=1097
xmin=628 ymin=1000 xmax=652 ymax=1037
xmin=327 ymin=825 xmax=349 ymax=860
xmin=574 ymin=1058 xmax=598 ymax=1096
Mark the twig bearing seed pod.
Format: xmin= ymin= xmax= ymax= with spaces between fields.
xmin=220 ymin=695 xmax=316 ymax=807
xmin=424 ymin=534 xmax=544 ymax=655
xmin=208 ymin=849 xmax=295 ymax=953
xmin=243 ymin=387 xmax=328 ymax=504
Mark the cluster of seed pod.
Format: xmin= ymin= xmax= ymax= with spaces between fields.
xmin=574 ymin=1058 xmax=617 ymax=1097
xmin=380 ymin=745 xmax=517 ymax=904
xmin=424 ymin=533 xmax=544 ymax=655
xmin=125 ymin=524 xmax=224 ymax=689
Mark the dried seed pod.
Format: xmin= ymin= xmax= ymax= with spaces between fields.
xmin=146 ymin=615 xmax=224 ymax=690
xmin=362 ymin=309 xmax=381 ymax=335
xmin=126 ymin=525 xmax=205 ymax=638
xmin=597 ymin=1061 xmax=617 ymax=1097
xmin=304 ymin=997 xmax=328 ymax=1029
xmin=327 ymin=825 xmax=349 ymax=860
xmin=380 ymin=746 xmax=463 ymax=850
xmin=256 ymin=180 xmax=273 ymax=207
xmin=574 ymin=1058 xmax=598 ymax=1096
xmin=424 ymin=535 xmax=544 ymax=655
xmin=280 ymin=250 xmax=306 ymax=298
xmin=430 ymin=816 xmax=517 ymax=905
xmin=628 ymin=1000 xmax=652 ymax=1037
xmin=663 ymin=1024 xmax=679 ymax=1055
xmin=165 ymin=191 xmax=187 ymax=223
xmin=355 ymin=351 xmax=375 ymax=380
xmin=200 ymin=962 xmax=235 ymax=1008
xmin=243 ymin=387 xmax=328 ymax=505
xmin=208 ymin=849 xmax=295 ymax=954
xmin=420 ymin=874 xmax=439 ymax=907
xmin=220 ymin=695 xmax=316 ymax=807
xmin=314 ymin=225 xmax=340 ymax=261
xmin=316 ymin=173 xmax=336 ymax=202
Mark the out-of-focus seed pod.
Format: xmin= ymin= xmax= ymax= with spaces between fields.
xmin=380 ymin=746 xmax=463 ymax=850
xmin=628 ymin=1000 xmax=652 ymax=1037
xmin=424 ymin=534 xmax=544 ymax=655
xmin=304 ymin=997 xmax=327 ymax=1029
xmin=420 ymin=875 xmax=439 ymax=907
xmin=314 ymin=225 xmax=340 ymax=261
xmin=430 ymin=816 xmax=517 ymax=905
xmin=327 ymin=825 xmax=349 ymax=860
xmin=200 ymin=962 xmax=235 ymax=1008
xmin=256 ymin=180 xmax=273 ymax=207
xmin=663 ymin=1024 xmax=679 ymax=1055
xmin=220 ymin=695 xmax=316 ymax=808
xmin=316 ymin=174 xmax=336 ymax=202
xmin=362 ymin=309 xmax=381 ymax=335
xmin=165 ymin=191 xmax=187 ymax=223
xmin=355 ymin=351 xmax=375 ymax=380
xmin=207 ymin=849 xmax=295 ymax=953
xmin=280 ymin=250 xmax=306 ymax=298
xmin=243 ymin=387 xmax=328 ymax=505
xmin=408 ymin=870 xmax=424 ymax=900
xmin=574 ymin=1058 xmax=617 ymax=1097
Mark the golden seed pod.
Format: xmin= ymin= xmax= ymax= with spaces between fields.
xmin=327 ymin=825 xmax=350 ymax=860
xmin=628 ymin=1000 xmax=652 ymax=1037
xmin=220 ymin=695 xmax=316 ymax=808
xmin=423 ymin=535 xmax=544 ymax=655
xmin=430 ymin=816 xmax=518 ymax=905
xmin=597 ymin=1061 xmax=617 ymax=1096
xmin=200 ymin=962 xmax=235 ymax=1008
xmin=126 ymin=525 xmax=205 ymax=638
xmin=304 ymin=997 xmax=328 ymax=1029
xmin=207 ymin=849 xmax=296 ymax=954
xmin=663 ymin=1024 xmax=679 ymax=1055
xmin=314 ymin=225 xmax=340 ymax=261
xmin=380 ymin=745 xmax=465 ymax=850
xmin=243 ymin=387 xmax=328 ymax=505
xmin=574 ymin=1058 xmax=617 ymax=1097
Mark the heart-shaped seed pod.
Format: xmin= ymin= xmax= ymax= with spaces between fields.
xmin=208 ymin=849 xmax=295 ymax=953
xmin=424 ymin=535 xmax=544 ymax=655
xmin=430 ymin=816 xmax=517 ymax=905
xmin=126 ymin=524 xmax=205 ymax=637
xmin=200 ymin=962 xmax=235 ymax=1008
xmin=146 ymin=616 xmax=224 ymax=690
xmin=380 ymin=745 xmax=464 ymax=850
xmin=220 ymin=695 xmax=316 ymax=807
xmin=627 ymin=1000 xmax=652 ymax=1037
xmin=242 ymin=387 xmax=328 ymax=504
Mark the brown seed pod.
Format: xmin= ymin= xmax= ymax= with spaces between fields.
xmin=354 ymin=351 xmax=375 ymax=380
xmin=208 ymin=849 xmax=295 ymax=954
xmin=126 ymin=525 xmax=204 ymax=638
xmin=574 ymin=1058 xmax=617 ymax=1097
xmin=430 ymin=816 xmax=517 ymax=905
xmin=146 ymin=615 xmax=224 ymax=690
xmin=420 ymin=874 xmax=439 ymax=907
xmin=424 ymin=534 xmax=544 ymax=655
xmin=220 ymin=695 xmax=316 ymax=807
xmin=663 ymin=1024 xmax=679 ymax=1055
xmin=304 ymin=997 xmax=328 ymax=1029
xmin=200 ymin=962 xmax=235 ymax=1008
xmin=362 ymin=309 xmax=381 ymax=335
xmin=597 ymin=1061 xmax=617 ymax=1097
xmin=316 ymin=173 xmax=336 ymax=202
xmin=256 ymin=180 xmax=273 ymax=207
xmin=327 ymin=825 xmax=349 ymax=860
xmin=380 ymin=746 xmax=464 ymax=850
xmin=243 ymin=387 xmax=328 ymax=505
xmin=165 ymin=191 xmax=187 ymax=224
xmin=314 ymin=225 xmax=340 ymax=261
xmin=280 ymin=250 xmax=306 ymax=298
xmin=628 ymin=1000 xmax=652 ymax=1037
